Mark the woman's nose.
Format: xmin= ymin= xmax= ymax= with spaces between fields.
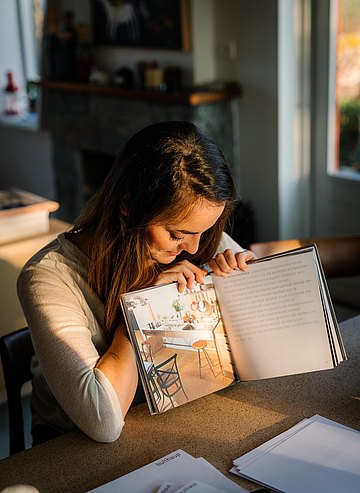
xmin=181 ymin=234 xmax=201 ymax=254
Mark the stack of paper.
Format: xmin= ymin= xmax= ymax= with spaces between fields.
xmin=231 ymin=415 xmax=360 ymax=493
xmin=87 ymin=449 xmax=247 ymax=493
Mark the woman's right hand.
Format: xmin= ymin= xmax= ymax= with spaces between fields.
xmin=155 ymin=260 xmax=208 ymax=293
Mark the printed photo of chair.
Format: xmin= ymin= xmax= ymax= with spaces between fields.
xmin=153 ymin=353 xmax=188 ymax=411
xmin=141 ymin=335 xmax=163 ymax=362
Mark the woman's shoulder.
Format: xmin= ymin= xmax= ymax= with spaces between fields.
xmin=216 ymin=231 xmax=245 ymax=254
xmin=19 ymin=233 xmax=88 ymax=282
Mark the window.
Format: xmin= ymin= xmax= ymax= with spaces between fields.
xmin=329 ymin=0 xmax=360 ymax=178
xmin=0 ymin=0 xmax=44 ymax=125
xmin=18 ymin=0 xmax=44 ymax=82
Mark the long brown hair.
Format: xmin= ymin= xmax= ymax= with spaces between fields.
xmin=70 ymin=121 xmax=237 ymax=340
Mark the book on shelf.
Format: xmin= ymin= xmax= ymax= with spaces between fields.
xmin=0 ymin=187 xmax=59 ymax=244
xmin=120 ymin=245 xmax=346 ymax=415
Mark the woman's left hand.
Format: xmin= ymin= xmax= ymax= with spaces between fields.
xmin=208 ymin=249 xmax=256 ymax=276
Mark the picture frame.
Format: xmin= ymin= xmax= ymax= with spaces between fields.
xmin=91 ymin=0 xmax=191 ymax=51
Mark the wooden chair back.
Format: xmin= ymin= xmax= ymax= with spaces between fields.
xmin=0 ymin=327 xmax=34 ymax=455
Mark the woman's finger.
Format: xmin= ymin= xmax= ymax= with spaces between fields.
xmin=209 ymin=249 xmax=256 ymax=276
xmin=162 ymin=260 xmax=206 ymax=286
xmin=235 ymin=250 xmax=256 ymax=270
xmin=211 ymin=252 xmax=234 ymax=275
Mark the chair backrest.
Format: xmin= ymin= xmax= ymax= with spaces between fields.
xmin=0 ymin=327 xmax=35 ymax=455
xmin=249 ymin=235 xmax=360 ymax=279
xmin=154 ymin=353 xmax=179 ymax=384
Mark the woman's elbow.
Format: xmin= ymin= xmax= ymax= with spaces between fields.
xmin=79 ymin=417 xmax=124 ymax=443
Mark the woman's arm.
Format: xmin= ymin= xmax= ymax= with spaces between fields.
xmin=95 ymin=323 xmax=138 ymax=418
xmin=17 ymin=261 xmax=127 ymax=443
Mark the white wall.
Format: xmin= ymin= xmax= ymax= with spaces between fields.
xmin=0 ymin=0 xmax=25 ymax=90
xmin=191 ymin=0 xmax=216 ymax=84
xmin=213 ymin=0 xmax=279 ymax=240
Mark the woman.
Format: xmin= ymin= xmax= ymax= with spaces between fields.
xmin=17 ymin=121 xmax=255 ymax=444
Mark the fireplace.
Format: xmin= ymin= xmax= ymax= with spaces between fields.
xmin=41 ymin=82 xmax=254 ymax=243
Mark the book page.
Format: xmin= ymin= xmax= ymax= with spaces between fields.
xmin=121 ymin=277 xmax=237 ymax=414
xmin=212 ymin=249 xmax=335 ymax=380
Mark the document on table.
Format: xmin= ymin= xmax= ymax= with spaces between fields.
xmin=231 ymin=414 xmax=360 ymax=493
xmin=87 ymin=449 xmax=247 ymax=493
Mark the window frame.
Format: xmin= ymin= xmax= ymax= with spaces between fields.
xmin=327 ymin=0 xmax=360 ymax=182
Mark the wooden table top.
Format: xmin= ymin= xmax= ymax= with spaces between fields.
xmin=0 ymin=316 xmax=359 ymax=493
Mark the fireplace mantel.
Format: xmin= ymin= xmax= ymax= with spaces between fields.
xmin=39 ymin=80 xmax=242 ymax=106
xmin=41 ymin=82 xmax=242 ymax=222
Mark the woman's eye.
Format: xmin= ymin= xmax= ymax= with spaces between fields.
xmin=169 ymin=232 xmax=184 ymax=242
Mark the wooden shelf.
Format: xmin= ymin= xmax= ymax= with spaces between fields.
xmin=38 ymin=80 xmax=242 ymax=106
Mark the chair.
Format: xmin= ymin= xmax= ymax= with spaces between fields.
xmin=191 ymin=340 xmax=216 ymax=378
xmin=0 ymin=327 xmax=34 ymax=455
xmin=141 ymin=335 xmax=163 ymax=363
xmin=249 ymin=235 xmax=360 ymax=279
xmin=153 ymin=354 xmax=188 ymax=410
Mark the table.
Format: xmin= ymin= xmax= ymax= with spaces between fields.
xmin=0 ymin=316 xmax=359 ymax=493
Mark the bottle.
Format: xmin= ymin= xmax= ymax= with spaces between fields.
xmin=4 ymin=71 xmax=19 ymax=115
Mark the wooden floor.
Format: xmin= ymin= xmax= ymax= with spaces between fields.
xmin=148 ymin=345 xmax=235 ymax=412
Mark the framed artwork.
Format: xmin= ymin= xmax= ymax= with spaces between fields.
xmin=91 ymin=0 xmax=191 ymax=51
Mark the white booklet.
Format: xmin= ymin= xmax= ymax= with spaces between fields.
xmin=231 ymin=415 xmax=360 ymax=493
xmin=120 ymin=245 xmax=346 ymax=415
xmin=87 ymin=449 xmax=247 ymax=493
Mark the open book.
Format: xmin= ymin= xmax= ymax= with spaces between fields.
xmin=120 ymin=245 xmax=346 ymax=415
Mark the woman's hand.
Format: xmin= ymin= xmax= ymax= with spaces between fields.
xmin=209 ymin=249 xmax=256 ymax=277
xmin=155 ymin=260 xmax=208 ymax=293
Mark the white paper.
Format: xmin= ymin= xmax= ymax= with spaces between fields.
xmin=87 ymin=449 xmax=247 ymax=493
xmin=173 ymin=480 xmax=227 ymax=493
xmin=155 ymin=483 xmax=177 ymax=493
xmin=232 ymin=415 xmax=360 ymax=493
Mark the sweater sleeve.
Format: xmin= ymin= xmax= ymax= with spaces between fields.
xmin=215 ymin=231 xmax=245 ymax=255
xmin=17 ymin=258 xmax=124 ymax=443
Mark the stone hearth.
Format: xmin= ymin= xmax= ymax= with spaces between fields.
xmin=41 ymin=84 xmax=241 ymax=223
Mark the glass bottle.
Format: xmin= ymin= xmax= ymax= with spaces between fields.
xmin=4 ymin=71 xmax=19 ymax=115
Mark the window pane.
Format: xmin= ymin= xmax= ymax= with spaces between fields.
xmin=334 ymin=0 xmax=360 ymax=176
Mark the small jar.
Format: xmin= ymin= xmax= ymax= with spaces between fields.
xmin=144 ymin=67 xmax=165 ymax=90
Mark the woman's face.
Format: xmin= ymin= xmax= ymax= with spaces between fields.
xmin=147 ymin=200 xmax=225 ymax=264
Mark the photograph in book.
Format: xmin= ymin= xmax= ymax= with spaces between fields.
xmin=121 ymin=245 xmax=346 ymax=415
xmin=121 ymin=277 xmax=238 ymax=414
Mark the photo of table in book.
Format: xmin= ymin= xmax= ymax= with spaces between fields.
xmin=0 ymin=315 xmax=359 ymax=493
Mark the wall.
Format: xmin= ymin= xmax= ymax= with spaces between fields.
xmin=213 ymin=0 xmax=279 ymax=240
xmin=0 ymin=125 xmax=55 ymax=199
xmin=0 ymin=0 xmax=280 ymax=241
xmin=0 ymin=0 xmax=25 ymax=92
